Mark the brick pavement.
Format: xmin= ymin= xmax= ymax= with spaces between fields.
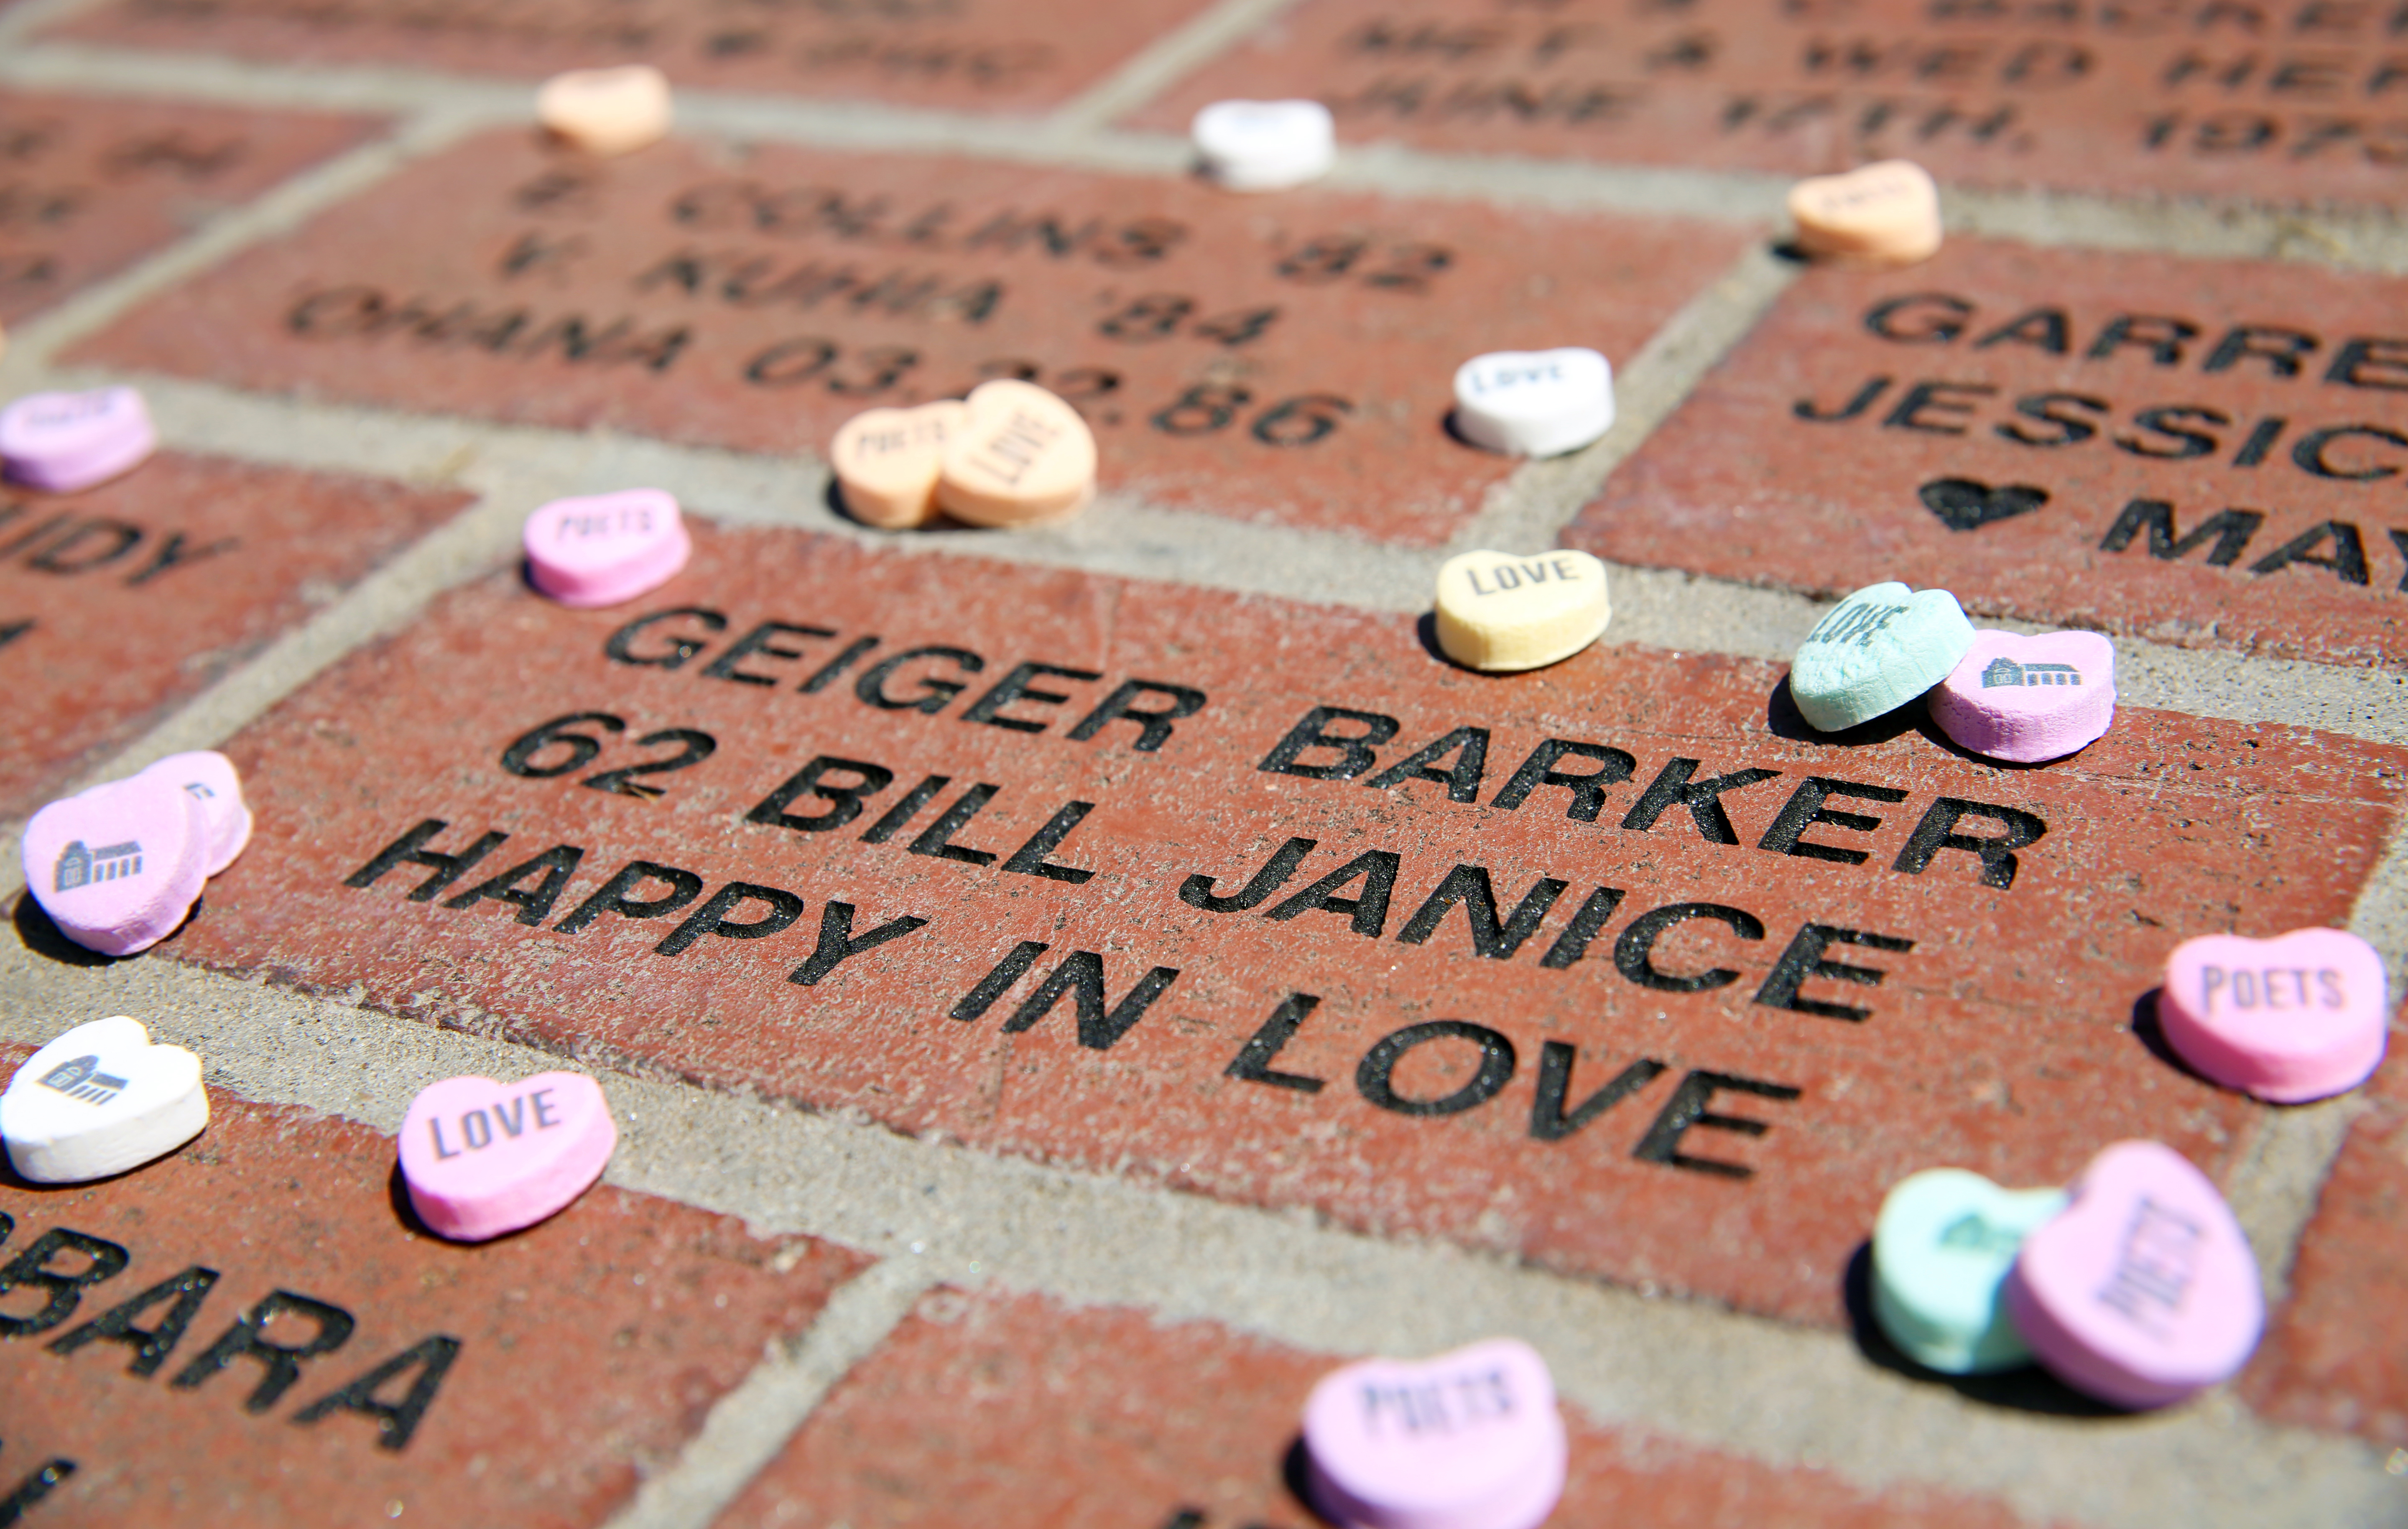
xmin=0 ymin=0 xmax=2406 ymax=1525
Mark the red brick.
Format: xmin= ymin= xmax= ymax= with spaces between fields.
xmin=67 ymin=130 xmax=1750 ymax=545
xmin=714 ymin=1287 xmax=2054 ymax=1529
xmin=2240 ymin=1052 xmax=2408 ymax=1446
xmin=1569 ymin=236 xmax=2408 ymax=667
xmin=141 ymin=524 xmax=2408 ymax=1327
xmin=0 ymin=1055 xmax=871 ymax=1527
xmin=55 ymin=0 xmax=1219 ymax=116
xmin=0 ymin=452 xmax=469 ymax=822
xmin=1132 ymin=0 xmax=2408 ymax=207
xmin=0 ymin=88 xmax=377 ymax=326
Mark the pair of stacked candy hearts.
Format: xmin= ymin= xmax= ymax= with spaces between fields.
xmin=831 ymin=379 xmax=1097 ymax=530
xmin=22 ymin=751 xmax=250 ymax=956
xmin=0 ymin=386 xmax=158 ymax=493
xmin=1792 ymin=581 xmax=2117 ymax=763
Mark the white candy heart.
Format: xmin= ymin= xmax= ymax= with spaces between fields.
xmin=1434 ymin=548 xmax=1611 ymax=673
xmin=1452 ymin=349 xmax=1614 ymax=458
xmin=537 ymin=66 xmax=673 ymax=157
xmin=935 ymin=380 xmax=1097 ymax=528
xmin=1192 ymin=99 xmax=1336 ymax=191
xmin=3 ymin=1016 xmax=208 ymax=1183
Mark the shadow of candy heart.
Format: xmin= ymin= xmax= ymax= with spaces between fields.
xmin=1920 ymin=478 xmax=2049 ymax=532
xmin=1839 ymin=1243 xmax=2121 ymax=1417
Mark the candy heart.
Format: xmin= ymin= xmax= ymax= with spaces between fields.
xmin=1434 ymin=549 xmax=1610 ymax=673
xmin=1451 ymin=348 xmax=1615 ymax=459
xmin=2005 ymin=1140 xmax=2263 ymax=1409
xmin=830 ymin=400 xmax=970 ymax=529
xmin=1303 ymin=1338 xmax=1564 ymax=1529
xmin=536 ymin=65 xmax=672 ymax=156
xmin=1929 ymin=629 xmax=2117 ymax=764
xmin=1192 ymin=98 xmax=1336 ymax=191
xmin=2 ymin=1016 xmax=208 ymax=1183
xmin=134 ymin=750 xmax=252 ymax=876
xmin=21 ymin=774 xmax=209 ymax=956
xmin=1788 ymin=159 xmax=1943 ymax=266
xmin=1920 ymin=477 xmax=2047 ymax=533
xmin=1789 ymin=581 xmax=1974 ymax=733
xmin=935 ymin=379 xmax=1097 ymax=528
xmin=1872 ymin=1168 xmax=2069 ymax=1374
xmin=399 ymin=1071 xmax=617 ymax=1242
xmin=523 ymin=488 xmax=690 ymax=608
xmin=2158 ymin=928 xmax=2388 ymax=1103
xmin=0 ymin=387 xmax=158 ymax=493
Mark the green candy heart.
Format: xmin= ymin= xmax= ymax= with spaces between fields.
xmin=1873 ymin=1168 xmax=2068 ymax=1374
xmin=1790 ymin=581 xmax=1974 ymax=733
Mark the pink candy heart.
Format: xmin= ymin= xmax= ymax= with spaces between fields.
xmin=135 ymin=751 xmax=252 ymax=877
xmin=2158 ymin=929 xmax=2388 ymax=1102
xmin=1929 ymin=629 xmax=2117 ymax=763
xmin=1302 ymin=1338 xmax=1565 ymax=1529
xmin=0 ymin=387 xmax=158 ymax=493
xmin=522 ymin=489 xmax=690 ymax=608
xmin=2005 ymin=1140 xmax=2263 ymax=1409
xmin=21 ymin=774 xmax=209 ymax=956
xmin=398 ymin=1072 xmax=616 ymax=1242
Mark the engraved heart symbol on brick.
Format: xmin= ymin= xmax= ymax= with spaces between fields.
xmin=2158 ymin=928 xmax=2388 ymax=1103
xmin=136 ymin=749 xmax=252 ymax=875
xmin=400 ymin=1071 xmax=617 ymax=1242
xmin=1433 ymin=548 xmax=1610 ymax=673
xmin=1929 ymin=629 xmax=2117 ymax=763
xmin=2005 ymin=1140 xmax=2263 ymax=1409
xmin=523 ymin=488 xmax=690 ymax=608
xmin=536 ymin=65 xmax=672 ymax=157
xmin=935 ymin=379 xmax=1097 ymax=528
xmin=1919 ymin=477 xmax=2048 ymax=533
xmin=2 ymin=1016 xmax=209 ymax=1183
xmin=1788 ymin=159 xmax=1943 ymax=266
xmin=1191 ymin=98 xmax=1336 ymax=191
xmin=1302 ymin=1338 xmax=1566 ymax=1529
xmin=1873 ymin=1168 xmax=2068 ymax=1374
xmin=1788 ymin=581 xmax=1974 ymax=733
xmin=21 ymin=772 xmax=209 ymax=956
xmin=831 ymin=400 xmax=969 ymax=529
xmin=1451 ymin=347 xmax=1615 ymax=459
xmin=0 ymin=386 xmax=158 ymax=493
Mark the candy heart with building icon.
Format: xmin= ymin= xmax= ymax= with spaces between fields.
xmin=1 ymin=1016 xmax=209 ymax=1182
xmin=2157 ymin=928 xmax=2388 ymax=1103
xmin=1873 ymin=1167 xmax=2069 ymax=1374
xmin=1302 ymin=1337 xmax=1566 ymax=1529
xmin=20 ymin=772 xmax=210 ymax=956
xmin=399 ymin=1071 xmax=617 ymax=1242
xmin=935 ymin=379 xmax=1097 ymax=528
xmin=135 ymin=749 xmax=252 ymax=875
xmin=1788 ymin=581 xmax=1975 ymax=733
xmin=831 ymin=400 xmax=970 ymax=529
xmin=1191 ymin=98 xmax=1337 ymax=191
xmin=523 ymin=489 xmax=691 ymax=609
xmin=2004 ymin=1140 xmax=2263 ymax=1409
xmin=0 ymin=386 xmax=157 ymax=493
xmin=1451 ymin=348 xmax=1616 ymax=459
xmin=1929 ymin=629 xmax=2117 ymax=763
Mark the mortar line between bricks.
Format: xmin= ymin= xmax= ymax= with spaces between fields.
xmin=1047 ymin=0 xmax=1306 ymax=134
xmin=599 ymin=1260 xmax=940 ymax=1529
xmin=0 ymin=0 xmax=105 ymax=50
xmin=0 ymin=961 xmax=2396 ymax=1529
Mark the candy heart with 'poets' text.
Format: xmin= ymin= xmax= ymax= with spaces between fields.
xmin=2005 ymin=1140 xmax=2263 ymax=1409
xmin=1788 ymin=159 xmax=1943 ymax=266
xmin=936 ymin=380 xmax=1097 ymax=528
xmin=399 ymin=1071 xmax=617 ymax=1242
xmin=1920 ymin=477 xmax=2047 ymax=533
xmin=2 ymin=1016 xmax=208 ymax=1183
xmin=135 ymin=750 xmax=251 ymax=876
xmin=1434 ymin=548 xmax=1610 ymax=673
xmin=2158 ymin=929 xmax=2388 ymax=1102
xmin=0 ymin=387 xmax=157 ymax=493
xmin=1452 ymin=348 xmax=1615 ymax=459
xmin=22 ymin=774 xmax=209 ymax=956
xmin=1930 ymin=629 xmax=2117 ymax=763
xmin=1191 ymin=99 xmax=1336 ymax=190
xmin=537 ymin=65 xmax=672 ymax=156
xmin=1303 ymin=1338 xmax=1565 ymax=1529
xmin=1789 ymin=581 xmax=1974 ymax=733
xmin=832 ymin=401 xmax=969 ymax=528
xmin=1873 ymin=1168 xmax=2068 ymax=1374
xmin=523 ymin=489 xmax=690 ymax=608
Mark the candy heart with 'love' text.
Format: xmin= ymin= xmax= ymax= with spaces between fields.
xmin=1451 ymin=348 xmax=1615 ymax=459
xmin=1789 ymin=581 xmax=1974 ymax=733
xmin=399 ymin=1071 xmax=617 ymax=1242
